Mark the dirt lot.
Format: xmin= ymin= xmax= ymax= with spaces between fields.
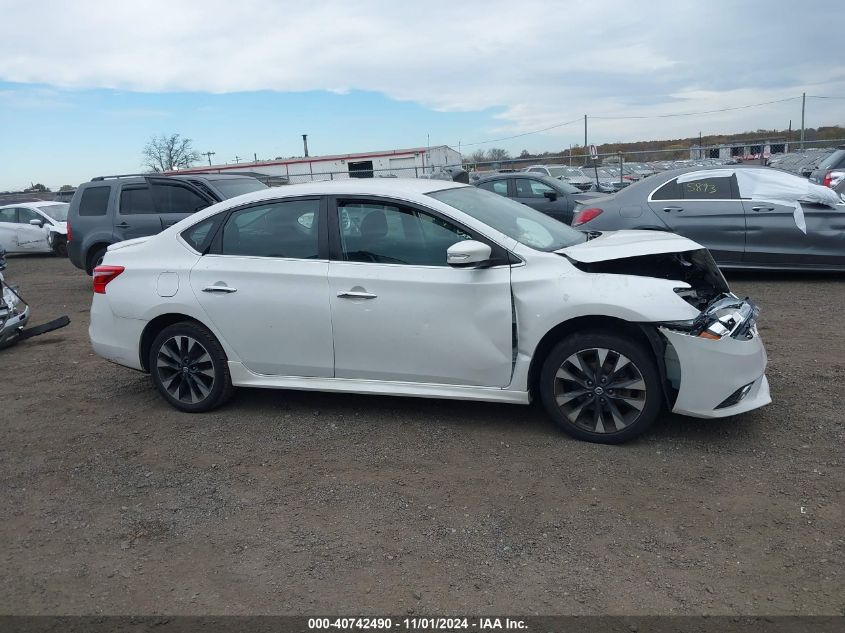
xmin=0 ymin=255 xmax=842 ymax=616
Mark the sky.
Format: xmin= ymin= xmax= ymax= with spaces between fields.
xmin=1 ymin=0 xmax=844 ymax=191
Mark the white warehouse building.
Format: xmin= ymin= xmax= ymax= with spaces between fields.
xmin=170 ymin=145 xmax=463 ymax=184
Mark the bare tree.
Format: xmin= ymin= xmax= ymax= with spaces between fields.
xmin=142 ymin=133 xmax=201 ymax=172
xmin=467 ymin=149 xmax=487 ymax=163
xmin=486 ymin=148 xmax=510 ymax=161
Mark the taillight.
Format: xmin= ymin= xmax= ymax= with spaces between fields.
xmin=92 ymin=265 xmax=124 ymax=294
xmin=66 ymin=220 xmax=72 ymax=242
xmin=572 ymin=207 xmax=603 ymax=226
xmin=822 ymin=171 xmax=832 ymax=187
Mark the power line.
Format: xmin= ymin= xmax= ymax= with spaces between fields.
xmin=591 ymin=96 xmax=801 ymax=120
xmin=455 ymin=96 xmax=806 ymax=149
xmin=460 ymin=117 xmax=582 ymax=148
xmin=807 ymin=95 xmax=845 ymax=100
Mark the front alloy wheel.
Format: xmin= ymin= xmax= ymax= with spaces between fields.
xmin=554 ymin=348 xmax=646 ymax=434
xmin=540 ymin=332 xmax=662 ymax=444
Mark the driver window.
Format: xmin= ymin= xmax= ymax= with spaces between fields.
xmin=337 ymin=200 xmax=472 ymax=266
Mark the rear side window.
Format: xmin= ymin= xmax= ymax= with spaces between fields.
xmin=0 ymin=208 xmax=15 ymax=223
xmin=151 ymin=183 xmax=210 ymax=214
xmin=681 ymin=177 xmax=732 ymax=199
xmin=79 ymin=186 xmax=110 ymax=216
xmin=478 ymin=180 xmax=508 ymax=195
xmin=119 ymin=186 xmax=156 ymax=215
xmin=220 ymin=199 xmax=320 ymax=259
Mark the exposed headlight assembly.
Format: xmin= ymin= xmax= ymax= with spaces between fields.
xmin=663 ymin=296 xmax=759 ymax=341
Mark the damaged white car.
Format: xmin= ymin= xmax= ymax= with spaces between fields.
xmin=0 ymin=202 xmax=70 ymax=256
xmin=89 ymin=180 xmax=770 ymax=443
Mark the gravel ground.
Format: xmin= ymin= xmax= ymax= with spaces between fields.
xmin=0 ymin=255 xmax=842 ymax=616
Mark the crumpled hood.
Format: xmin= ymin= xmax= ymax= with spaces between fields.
xmin=48 ymin=221 xmax=67 ymax=235
xmin=107 ymin=236 xmax=153 ymax=252
xmin=558 ymin=229 xmax=701 ymax=263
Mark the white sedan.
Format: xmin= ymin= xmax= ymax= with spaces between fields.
xmin=0 ymin=201 xmax=69 ymax=256
xmin=88 ymin=179 xmax=770 ymax=444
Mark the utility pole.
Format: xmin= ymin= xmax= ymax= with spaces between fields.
xmin=254 ymin=152 xmax=258 ymax=162
xmin=699 ymin=131 xmax=702 ymax=159
xmin=233 ymin=156 xmax=241 ymax=164
xmin=800 ymin=92 xmax=806 ymax=149
xmin=302 ymin=134 xmax=309 ymax=157
xmin=583 ymin=115 xmax=587 ymax=153
xmin=788 ymin=120 xmax=792 ymax=152
xmin=202 ymin=151 xmax=215 ymax=166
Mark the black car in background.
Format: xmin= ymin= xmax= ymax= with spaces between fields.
xmin=472 ymin=173 xmax=600 ymax=224
xmin=67 ymin=173 xmax=267 ymax=274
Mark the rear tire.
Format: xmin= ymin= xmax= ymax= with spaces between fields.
xmin=85 ymin=245 xmax=108 ymax=275
xmin=149 ymin=321 xmax=234 ymax=413
xmin=539 ymin=331 xmax=662 ymax=444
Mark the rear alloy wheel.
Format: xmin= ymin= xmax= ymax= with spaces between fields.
xmin=149 ymin=322 xmax=233 ymax=412
xmin=539 ymin=332 xmax=662 ymax=444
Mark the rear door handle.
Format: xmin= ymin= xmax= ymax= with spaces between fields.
xmin=115 ymin=222 xmax=131 ymax=228
xmin=337 ymin=291 xmax=377 ymax=299
xmin=751 ymin=206 xmax=775 ymax=212
xmin=663 ymin=206 xmax=683 ymax=212
xmin=202 ymin=285 xmax=237 ymax=293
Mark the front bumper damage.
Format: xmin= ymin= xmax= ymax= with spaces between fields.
xmin=0 ymin=275 xmax=69 ymax=350
xmin=659 ymin=296 xmax=771 ymax=418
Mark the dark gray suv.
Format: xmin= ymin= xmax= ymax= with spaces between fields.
xmin=67 ymin=174 xmax=267 ymax=273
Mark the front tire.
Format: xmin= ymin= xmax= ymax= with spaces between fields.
xmin=539 ymin=331 xmax=662 ymax=444
xmin=149 ymin=322 xmax=234 ymax=413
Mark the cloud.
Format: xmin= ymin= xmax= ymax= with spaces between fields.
xmin=0 ymin=0 xmax=843 ymax=147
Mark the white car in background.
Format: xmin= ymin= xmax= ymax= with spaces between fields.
xmin=88 ymin=180 xmax=770 ymax=444
xmin=0 ymin=201 xmax=70 ymax=256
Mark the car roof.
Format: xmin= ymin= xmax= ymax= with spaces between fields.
xmin=208 ymin=177 xmax=467 ymax=206
xmin=0 ymin=200 xmax=67 ymax=209
xmin=173 ymin=173 xmax=261 ymax=181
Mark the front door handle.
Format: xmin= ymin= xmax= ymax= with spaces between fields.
xmin=751 ymin=206 xmax=775 ymax=212
xmin=202 ymin=285 xmax=237 ymax=293
xmin=663 ymin=206 xmax=683 ymax=212
xmin=337 ymin=291 xmax=377 ymax=299
xmin=115 ymin=222 xmax=131 ymax=228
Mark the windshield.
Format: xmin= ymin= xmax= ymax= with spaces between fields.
xmin=39 ymin=203 xmax=69 ymax=221
xmin=211 ymin=178 xmax=268 ymax=199
xmin=428 ymin=186 xmax=586 ymax=251
xmin=546 ymin=167 xmax=570 ymax=178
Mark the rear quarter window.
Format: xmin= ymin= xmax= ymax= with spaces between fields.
xmin=78 ymin=186 xmax=111 ymax=216
xmin=181 ymin=216 xmax=221 ymax=253
xmin=651 ymin=179 xmax=679 ymax=200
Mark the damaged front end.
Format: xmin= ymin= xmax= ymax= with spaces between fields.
xmin=657 ymin=293 xmax=769 ymax=418
xmin=0 ymin=255 xmax=70 ymax=350
xmin=562 ymin=238 xmax=770 ymax=418
xmin=568 ymin=247 xmax=730 ymax=311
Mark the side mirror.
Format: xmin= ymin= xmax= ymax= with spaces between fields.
xmin=543 ymin=190 xmax=558 ymax=201
xmin=447 ymin=240 xmax=492 ymax=267
xmin=29 ymin=218 xmax=44 ymax=227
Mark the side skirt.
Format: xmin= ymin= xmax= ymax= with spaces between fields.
xmin=228 ymin=362 xmax=531 ymax=405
